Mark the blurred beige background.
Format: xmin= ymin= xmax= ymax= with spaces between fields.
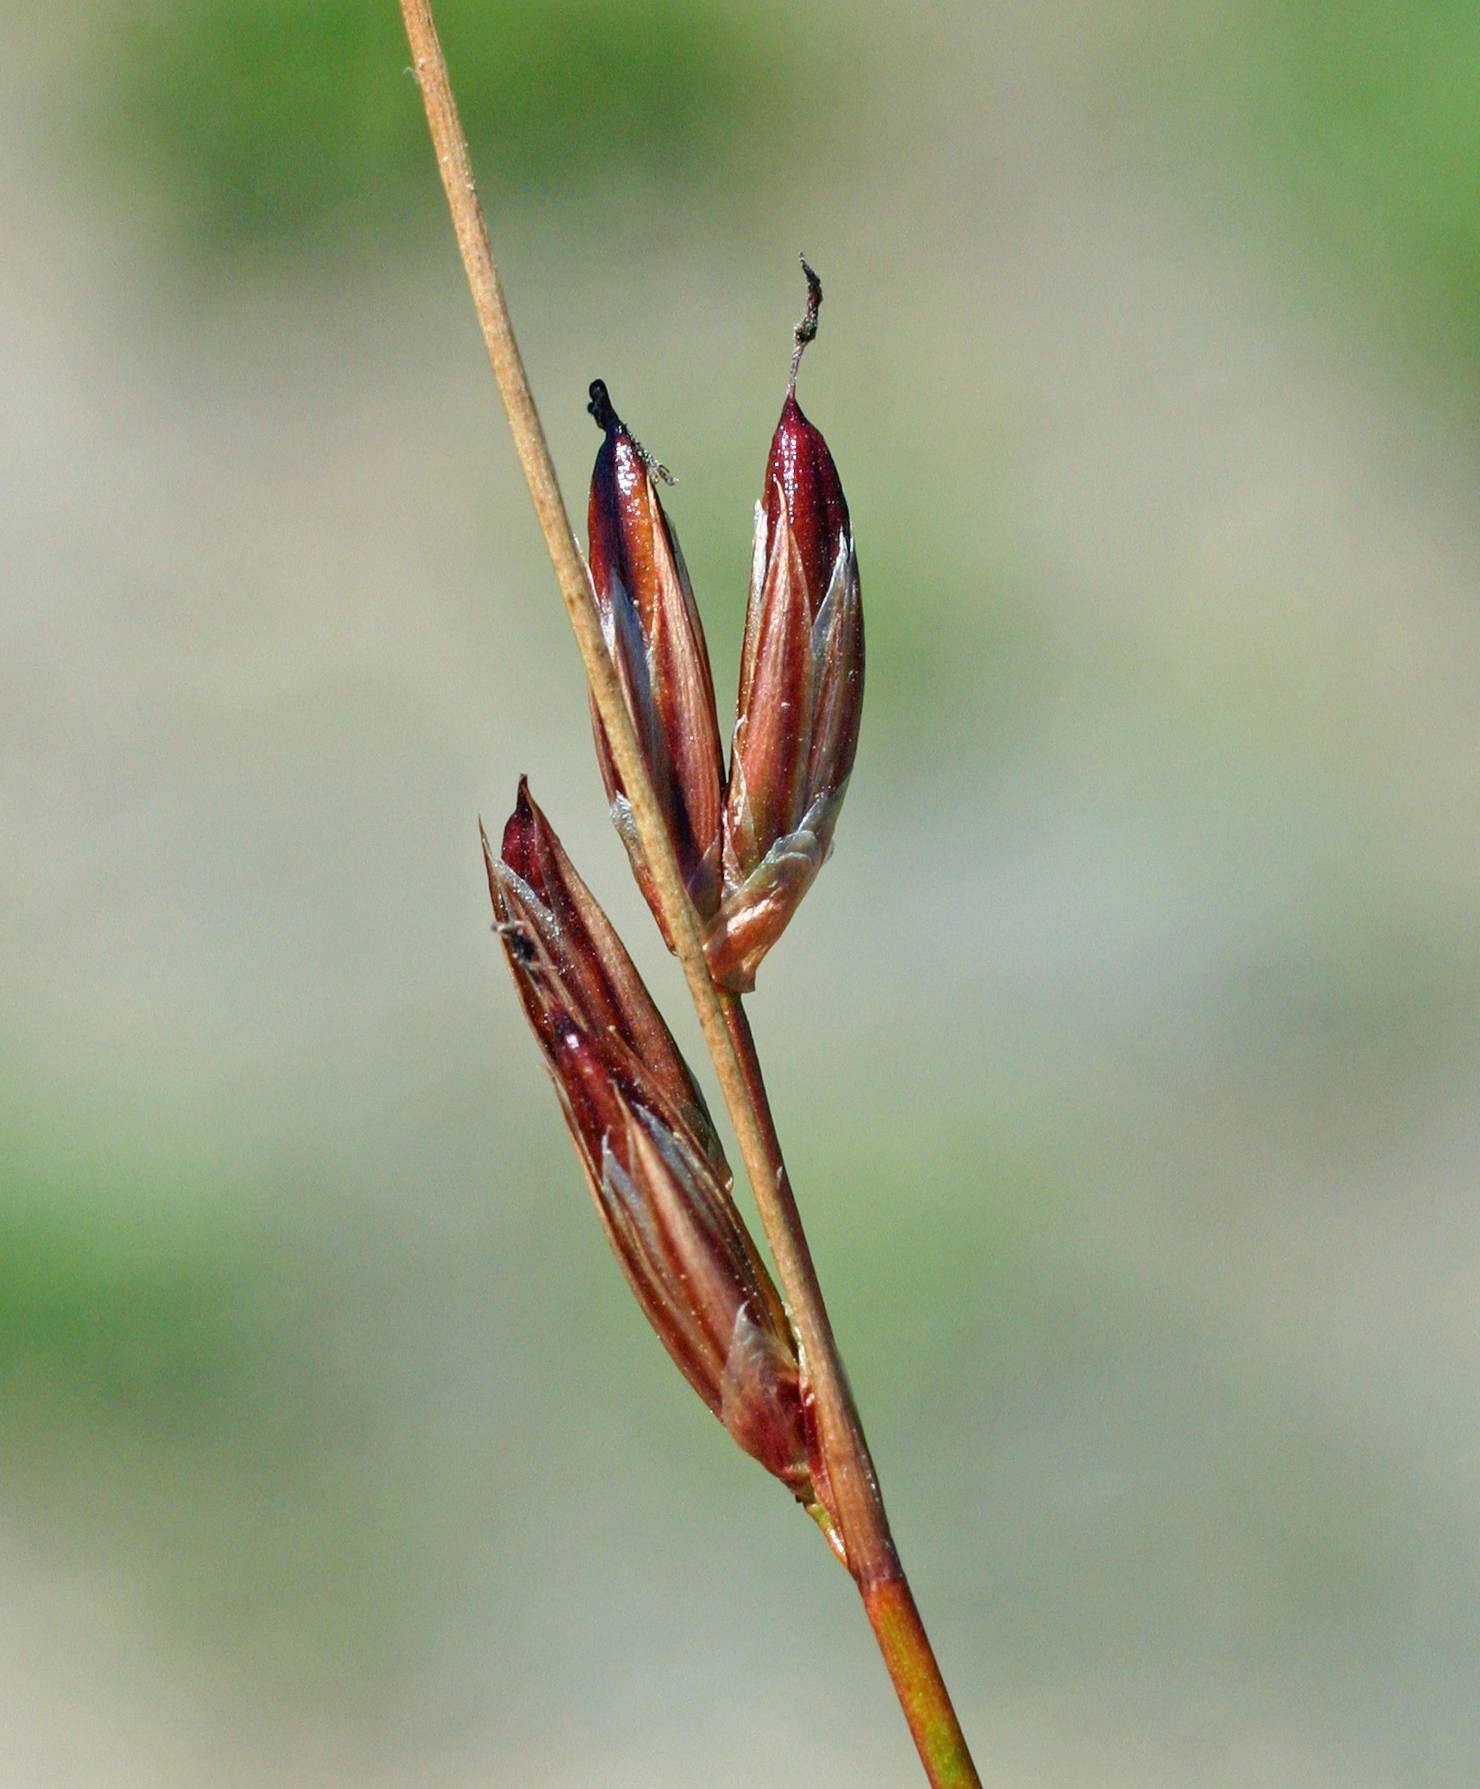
xmin=4 ymin=0 xmax=1480 ymax=1783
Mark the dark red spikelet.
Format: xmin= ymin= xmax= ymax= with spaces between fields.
xmin=706 ymin=264 xmax=864 ymax=991
xmin=485 ymin=784 xmax=829 ymax=1506
xmin=585 ymin=381 xmax=725 ymax=940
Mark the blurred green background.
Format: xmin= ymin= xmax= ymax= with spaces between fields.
xmin=5 ymin=1 xmax=1480 ymax=1782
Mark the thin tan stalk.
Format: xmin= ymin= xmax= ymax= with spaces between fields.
xmin=397 ymin=5 xmax=980 ymax=1780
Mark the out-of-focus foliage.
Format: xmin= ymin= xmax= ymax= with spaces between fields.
xmin=1137 ymin=1 xmax=1480 ymax=374
xmin=0 ymin=1141 xmax=251 ymax=1429
xmin=94 ymin=0 xmax=800 ymax=250
xmin=0 ymin=1128 xmax=425 ymax=1691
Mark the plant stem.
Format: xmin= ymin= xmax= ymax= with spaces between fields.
xmin=721 ymin=997 xmax=981 ymax=1787
xmin=866 ymin=1578 xmax=983 ymax=1786
xmin=397 ymin=3 xmax=980 ymax=1780
xmin=718 ymin=993 xmax=896 ymax=1581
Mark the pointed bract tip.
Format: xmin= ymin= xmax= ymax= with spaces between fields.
xmin=479 ymin=815 xmax=504 ymax=914
xmin=501 ymin=778 xmax=540 ymax=872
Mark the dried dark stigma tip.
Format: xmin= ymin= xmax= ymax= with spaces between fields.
xmin=587 ymin=378 xmax=620 ymax=434
xmin=790 ymin=256 xmax=824 ymax=390
xmin=587 ymin=378 xmax=675 ymax=483
xmin=797 ymin=255 xmax=822 ymax=342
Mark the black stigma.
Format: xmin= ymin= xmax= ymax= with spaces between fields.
xmin=503 ymin=925 xmax=538 ymax=966
xmin=587 ymin=379 xmax=621 ymax=436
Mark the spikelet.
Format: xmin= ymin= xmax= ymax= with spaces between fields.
xmin=484 ymin=785 xmax=829 ymax=1505
xmin=585 ymin=381 xmax=725 ymax=942
xmin=705 ymin=263 xmax=864 ymax=991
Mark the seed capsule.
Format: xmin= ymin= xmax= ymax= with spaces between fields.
xmin=585 ymin=381 xmax=725 ymax=940
xmin=485 ymin=784 xmax=817 ymax=1495
xmin=706 ymin=263 xmax=864 ymax=992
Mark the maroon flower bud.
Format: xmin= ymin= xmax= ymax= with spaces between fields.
xmin=585 ymin=380 xmax=725 ymax=940
xmin=706 ymin=263 xmax=864 ymax=991
xmin=484 ymin=777 xmax=720 ymax=1173
xmin=554 ymin=1025 xmax=811 ymax=1490
xmin=485 ymin=783 xmax=823 ymax=1501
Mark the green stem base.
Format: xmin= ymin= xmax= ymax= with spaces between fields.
xmin=863 ymin=1577 xmax=982 ymax=1788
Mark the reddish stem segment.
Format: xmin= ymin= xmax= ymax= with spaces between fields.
xmin=865 ymin=1578 xmax=981 ymax=1789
